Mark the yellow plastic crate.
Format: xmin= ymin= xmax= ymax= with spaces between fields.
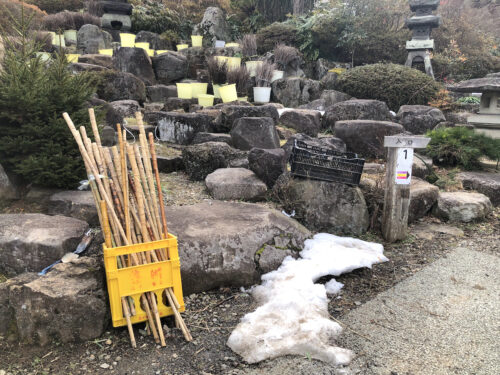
xmin=103 ymin=234 xmax=185 ymax=328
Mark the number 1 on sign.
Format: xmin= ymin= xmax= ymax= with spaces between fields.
xmin=395 ymin=148 xmax=413 ymax=185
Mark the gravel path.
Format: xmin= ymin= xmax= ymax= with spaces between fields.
xmin=338 ymin=247 xmax=500 ymax=375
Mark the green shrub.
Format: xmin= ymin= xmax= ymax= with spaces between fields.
xmin=457 ymin=96 xmax=481 ymax=105
xmin=24 ymin=0 xmax=84 ymax=14
xmin=432 ymin=52 xmax=500 ymax=82
xmin=424 ymin=127 xmax=500 ymax=170
xmin=256 ymin=22 xmax=298 ymax=54
xmin=0 ymin=15 xmax=98 ymax=189
xmin=335 ymin=63 xmax=442 ymax=111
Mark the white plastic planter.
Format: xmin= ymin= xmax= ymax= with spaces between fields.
xmin=215 ymin=40 xmax=226 ymax=48
xmin=271 ymin=70 xmax=284 ymax=82
xmin=253 ymin=87 xmax=272 ymax=104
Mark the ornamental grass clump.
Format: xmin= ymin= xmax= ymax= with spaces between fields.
xmin=254 ymin=62 xmax=275 ymax=87
xmin=239 ymin=34 xmax=257 ymax=58
xmin=42 ymin=11 xmax=101 ymax=31
xmin=207 ymin=56 xmax=227 ymax=85
xmin=227 ymin=65 xmax=251 ymax=97
xmin=273 ymin=44 xmax=301 ymax=71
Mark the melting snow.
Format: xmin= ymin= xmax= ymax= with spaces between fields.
xmin=227 ymin=233 xmax=388 ymax=365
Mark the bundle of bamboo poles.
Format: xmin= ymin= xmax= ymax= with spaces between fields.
xmin=63 ymin=110 xmax=192 ymax=348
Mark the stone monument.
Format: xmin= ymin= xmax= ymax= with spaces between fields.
xmin=451 ymin=73 xmax=500 ymax=139
xmin=99 ymin=1 xmax=133 ymax=33
xmin=404 ymin=0 xmax=442 ymax=79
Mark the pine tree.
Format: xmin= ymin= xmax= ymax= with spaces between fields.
xmin=0 ymin=8 xmax=98 ymax=189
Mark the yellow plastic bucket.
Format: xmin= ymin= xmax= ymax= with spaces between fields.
xmin=215 ymin=56 xmax=229 ymax=66
xmin=198 ymin=94 xmax=214 ymax=107
xmin=36 ymin=52 xmax=51 ymax=62
xmin=329 ymin=67 xmax=347 ymax=75
xmin=53 ymin=34 xmax=65 ymax=48
xmin=99 ymin=49 xmax=113 ymax=56
xmin=134 ymin=42 xmax=150 ymax=50
xmin=64 ymin=30 xmax=77 ymax=43
xmin=177 ymin=44 xmax=189 ymax=51
xmin=176 ymin=83 xmax=193 ymax=99
xmin=120 ymin=33 xmax=135 ymax=47
xmin=227 ymin=57 xmax=241 ymax=71
xmin=147 ymin=49 xmax=155 ymax=57
xmin=191 ymin=35 xmax=203 ymax=47
xmin=238 ymin=96 xmax=248 ymax=102
xmin=219 ymin=84 xmax=238 ymax=103
xmin=212 ymin=84 xmax=222 ymax=99
xmin=246 ymin=60 xmax=263 ymax=77
xmin=66 ymin=54 xmax=79 ymax=63
xmin=226 ymin=42 xmax=240 ymax=48
xmin=156 ymin=50 xmax=169 ymax=55
xmin=191 ymin=83 xmax=208 ymax=98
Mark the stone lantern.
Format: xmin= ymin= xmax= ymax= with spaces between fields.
xmin=405 ymin=0 xmax=441 ymax=79
xmin=451 ymin=73 xmax=500 ymax=138
xmin=99 ymin=1 xmax=133 ymax=34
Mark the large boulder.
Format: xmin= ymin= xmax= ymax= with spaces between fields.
xmin=76 ymin=24 xmax=113 ymax=54
xmin=146 ymin=84 xmax=177 ymax=103
xmin=412 ymin=154 xmax=433 ymax=179
xmin=323 ymin=99 xmax=392 ymax=129
xmin=182 ymin=142 xmax=247 ymax=181
xmin=248 ymin=148 xmax=286 ymax=188
xmin=96 ymin=71 xmax=146 ymax=103
xmin=279 ymin=109 xmax=322 ymax=137
xmin=76 ymin=54 xmax=113 ymax=68
xmin=334 ymin=120 xmax=404 ymax=158
xmin=6 ymin=257 xmax=108 ymax=345
xmin=432 ymin=192 xmax=493 ymax=223
xmin=282 ymin=133 xmax=346 ymax=160
xmin=179 ymin=47 xmax=206 ymax=79
xmin=192 ymin=132 xmax=232 ymax=145
xmin=320 ymin=71 xmax=338 ymax=90
xmin=193 ymin=7 xmax=230 ymax=44
xmin=135 ymin=30 xmax=171 ymax=50
xmin=230 ymin=117 xmax=280 ymax=151
xmin=409 ymin=178 xmax=439 ymax=223
xmin=271 ymin=77 xmax=321 ymax=108
xmin=168 ymin=201 xmax=311 ymax=294
xmin=0 ymin=214 xmax=89 ymax=276
xmin=205 ymin=168 xmax=267 ymax=201
xmin=152 ymin=52 xmax=188 ymax=84
xmin=0 ymin=162 xmax=17 ymax=201
xmin=146 ymin=111 xmax=214 ymax=145
xmin=162 ymin=97 xmax=197 ymax=112
xmin=458 ymin=172 xmax=500 ymax=206
xmin=273 ymin=174 xmax=369 ymax=235
xmin=220 ymin=105 xmax=280 ymax=132
xmin=106 ymin=99 xmax=140 ymax=128
xmin=396 ymin=105 xmax=446 ymax=134
xmin=48 ymin=191 xmax=99 ymax=226
xmin=113 ymin=47 xmax=156 ymax=85
xmin=68 ymin=62 xmax=108 ymax=74
xmin=320 ymin=90 xmax=351 ymax=107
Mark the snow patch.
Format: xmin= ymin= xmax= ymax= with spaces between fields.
xmin=227 ymin=233 xmax=388 ymax=365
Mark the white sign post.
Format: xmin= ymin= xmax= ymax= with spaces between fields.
xmin=382 ymin=135 xmax=430 ymax=242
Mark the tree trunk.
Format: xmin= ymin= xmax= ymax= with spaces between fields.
xmin=256 ymin=0 xmax=315 ymax=22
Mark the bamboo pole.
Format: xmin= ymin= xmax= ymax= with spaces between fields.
xmin=89 ymin=108 xmax=102 ymax=147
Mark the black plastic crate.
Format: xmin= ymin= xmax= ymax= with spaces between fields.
xmin=290 ymin=140 xmax=365 ymax=186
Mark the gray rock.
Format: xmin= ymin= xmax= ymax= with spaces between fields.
xmin=314 ymin=59 xmax=336 ymax=80
xmin=205 ymin=168 xmax=267 ymax=201
xmin=143 ymin=102 xmax=165 ymax=112
xmin=258 ymin=245 xmax=295 ymax=274
xmin=167 ymin=201 xmax=310 ymax=294
xmin=68 ymin=62 xmax=108 ymax=74
xmin=273 ymin=174 xmax=369 ymax=235
xmin=396 ymin=105 xmax=446 ymax=134
xmin=248 ymin=148 xmax=286 ymax=188
xmin=282 ymin=133 xmax=347 ymax=160
xmin=409 ymin=178 xmax=439 ymax=223
xmin=97 ymin=71 xmax=146 ymax=103
xmin=320 ymin=71 xmax=338 ymax=90
xmin=231 ymin=117 xmax=280 ymax=151
xmin=323 ymin=99 xmax=392 ymax=129
xmin=362 ymin=163 xmax=385 ymax=175
xmin=412 ymin=153 xmax=433 ymax=179
xmin=100 ymin=2 xmax=133 ymax=15
xmin=334 ymin=120 xmax=404 ymax=158
xmin=162 ymin=97 xmax=197 ymax=112
xmin=156 ymin=155 xmax=184 ymax=173
xmin=101 ymin=126 xmax=116 ymax=146
xmin=0 ymin=214 xmax=89 ymax=276
xmin=182 ymin=142 xmax=246 ymax=181
xmin=148 ymin=111 xmax=214 ymax=145
xmin=135 ymin=31 xmax=171 ymax=50
xmin=220 ymin=105 xmax=280 ymax=132
xmin=113 ymin=47 xmax=155 ymax=85
xmin=320 ymin=90 xmax=351 ymax=107
xmin=193 ymin=7 xmax=230 ymax=44
xmin=77 ymin=54 xmax=113 ymax=68
xmin=271 ymin=77 xmax=321 ymax=108
xmin=77 ymin=24 xmax=112 ymax=54
xmin=179 ymin=47 xmax=207 ymax=79
xmin=451 ymin=76 xmax=500 ymax=92
xmin=229 ymin=157 xmax=249 ymax=169
xmin=0 ymin=163 xmax=17 ymax=201
xmin=106 ymin=100 xmax=140 ymax=127
xmin=298 ymin=99 xmax=327 ymax=111
xmin=192 ymin=132 xmax=232 ymax=145
xmin=146 ymin=85 xmax=177 ymax=103
xmin=445 ymin=111 xmax=474 ymax=125
xmin=152 ymin=52 xmax=188 ymax=84
xmin=7 ymin=257 xmax=107 ymax=345
xmin=432 ymin=192 xmax=493 ymax=222
xmin=279 ymin=109 xmax=322 ymax=137
xmin=48 ymin=191 xmax=99 ymax=226
xmin=101 ymin=13 xmax=131 ymax=32
xmin=458 ymin=172 xmax=500 ymax=206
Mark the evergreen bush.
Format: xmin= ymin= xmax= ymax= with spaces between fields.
xmin=0 ymin=15 xmax=98 ymax=189
xmin=256 ymin=22 xmax=299 ymax=54
xmin=335 ymin=63 xmax=442 ymax=111
xmin=24 ymin=0 xmax=84 ymax=14
xmin=424 ymin=127 xmax=500 ymax=170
